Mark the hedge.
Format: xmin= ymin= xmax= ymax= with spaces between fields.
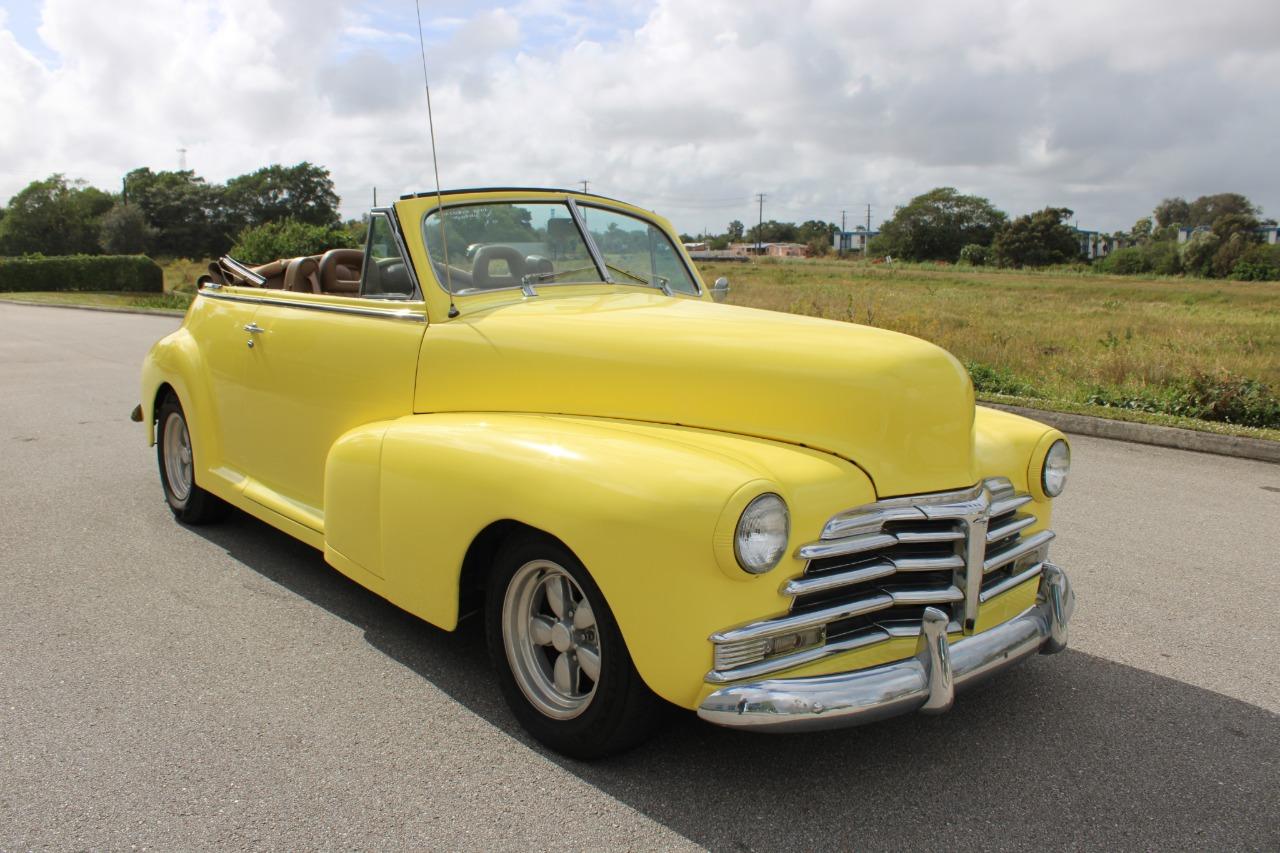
xmin=0 ymin=255 xmax=163 ymax=293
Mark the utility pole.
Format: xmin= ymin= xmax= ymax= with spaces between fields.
xmin=177 ymin=147 xmax=187 ymax=171
xmin=755 ymin=193 xmax=766 ymax=253
xmin=840 ymin=209 xmax=847 ymax=256
xmin=866 ymin=204 xmax=872 ymax=232
xmin=373 ymin=186 xmax=377 ymax=206
xmin=579 ymin=179 xmax=590 ymax=193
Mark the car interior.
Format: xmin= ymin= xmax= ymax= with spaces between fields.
xmin=202 ymin=248 xmax=415 ymax=298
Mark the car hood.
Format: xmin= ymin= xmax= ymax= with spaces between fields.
xmin=414 ymin=292 xmax=977 ymax=497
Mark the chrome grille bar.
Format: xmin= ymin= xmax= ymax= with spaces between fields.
xmin=710 ymin=593 xmax=893 ymax=644
xmin=782 ymin=554 xmax=963 ymax=597
xmin=886 ymin=585 xmax=964 ymax=606
xmin=984 ymin=530 xmax=1054 ymax=574
xmin=782 ymin=561 xmax=898 ymax=597
xmin=798 ymin=532 xmax=899 ymax=561
xmin=991 ymin=493 xmax=1033 ymax=517
xmin=980 ymin=562 xmax=1046 ymax=603
xmin=987 ymin=513 xmax=1037 ymax=542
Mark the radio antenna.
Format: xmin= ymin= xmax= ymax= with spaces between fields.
xmin=414 ymin=0 xmax=458 ymax=318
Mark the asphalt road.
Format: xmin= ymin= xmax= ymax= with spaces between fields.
xmin=1 ymin=302 xmax=1277 ymax=851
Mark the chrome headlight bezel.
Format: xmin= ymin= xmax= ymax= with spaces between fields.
xmin=1041 ymin=439 xmax=1071 ymax=498
xmin=733 ymin=493 xmax=790 ymax=575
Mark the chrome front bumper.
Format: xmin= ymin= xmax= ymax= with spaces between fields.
xmin=697 ymin=563 xmax=1074 ymax=732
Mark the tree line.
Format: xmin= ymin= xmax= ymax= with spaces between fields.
xmin=687 ymin=188 xmax=1280 ymax=280
xmin=0 ymin=163 xmax=360 ymax=260
xmin=5 ymin=166 xmax=1275 ymax=281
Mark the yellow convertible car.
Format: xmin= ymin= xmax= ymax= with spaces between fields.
xmin=136 ymin=188 xmax=1074 ymax=758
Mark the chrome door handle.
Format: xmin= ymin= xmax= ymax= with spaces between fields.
xmin=244 ymin=323 xmax=264 ymax=333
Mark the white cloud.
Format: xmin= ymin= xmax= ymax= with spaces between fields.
xmin=1 ymin=0 xmax=1277 ymax=234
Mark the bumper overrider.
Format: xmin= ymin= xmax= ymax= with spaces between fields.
xmin=697 ymin=563 xmax=1074 ymax=731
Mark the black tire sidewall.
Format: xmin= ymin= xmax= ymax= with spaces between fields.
xmin=485 ymin=533 xmax=659 ymax=759
xmin=156 ymin=395 xmax=192 ymax=514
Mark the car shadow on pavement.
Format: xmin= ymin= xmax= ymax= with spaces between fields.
xmin=193 ymin=511 xmax=1280 ymax=852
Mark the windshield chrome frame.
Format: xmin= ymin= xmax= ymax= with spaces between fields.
xmin=566 ymin=197 xmax=614 ymax=285
xmin=418 ymin=196 xmax=702 ymax=299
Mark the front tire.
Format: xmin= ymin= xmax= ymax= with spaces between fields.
xmin=156 ymin=392 xmax=226 ymax=525
xmin=485 ymin=533 xmax=662 ymax=759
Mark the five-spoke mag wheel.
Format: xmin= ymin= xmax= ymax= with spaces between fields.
xmin=161 ymin=411 xmax=194 ymax=502
xmin=502 ymin=560 xmax=601 ymax=719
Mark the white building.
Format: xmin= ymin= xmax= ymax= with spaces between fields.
xmin=833 ymin=228 xmax=879 ymax=253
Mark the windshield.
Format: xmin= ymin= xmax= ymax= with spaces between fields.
xmin=422 ymin=200 xmax=700 ymax=297
xmin=422 ymin=202 xmax=604 ymax=294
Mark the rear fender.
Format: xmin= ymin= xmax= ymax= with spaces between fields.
xmin=140 ymin=327 xmax=220 ymax=478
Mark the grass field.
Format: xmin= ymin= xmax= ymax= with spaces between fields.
xmin=0 ymin=290 xmax=192 ymax=312
xmin=697 ymin=257 xmax=1280 ymax=434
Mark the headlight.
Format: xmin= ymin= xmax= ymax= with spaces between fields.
xmin=1041 ymin=439 xmax=1070 ymax=497
xmin=734 ymin=493 xmax=789 ymax=574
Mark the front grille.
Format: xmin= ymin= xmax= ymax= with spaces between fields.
xmin=708 ymin=477 xmax=1054 ymax=682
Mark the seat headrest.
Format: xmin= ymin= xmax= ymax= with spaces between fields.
xmin=472 ymin=245 xmax=526 ymax=290
xmin=284 ymin=256 xmax=321 ymax=293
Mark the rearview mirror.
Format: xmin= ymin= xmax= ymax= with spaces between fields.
xmin=711 ymin=276 xmax=730 ymax=303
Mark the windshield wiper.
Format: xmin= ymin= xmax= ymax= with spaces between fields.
xmin=606 ymin=264 xmax=672 ymax=295
xmin=521 ymin=263 xmax=673 ymax=296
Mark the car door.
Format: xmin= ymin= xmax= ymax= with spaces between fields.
xmin=235 ymin=211 xmax=427 ymax=531
xmin=187 ymin=290 xmax=262 ymax=489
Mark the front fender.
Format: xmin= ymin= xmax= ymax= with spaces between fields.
xmin=357 ymin=413 xmax=870 ymax=708
xmin=973 ymin=405 xmax=1064 ymax=533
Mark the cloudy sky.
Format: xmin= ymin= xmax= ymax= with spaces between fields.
xmin=1 ymin=0 xmax=1277 ymax=234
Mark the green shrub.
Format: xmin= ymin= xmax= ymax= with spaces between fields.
xmin=1174 ymin=372 xmax=1280 ymax=426
xmin=1085 ymin=371 xmax=1280 ymax=428
xmin=958 ymin=244 xmax=988 ymax=266
xmin=1229 ymin=244 xmax=1280 ymax=281
xmin=1179 ymin=230 xmax=1220 ymax=278
xmin=0 ymin=254 xmax=163 ymax=293
xmin=230 ymin=217 xmax=359 ymax=265
xmin=1097 ymin=246 xmax=1147 ymax=275
xmin=966 ymin=360 xmax=1040 ymax=396
xmin=1143 ymin=240 xmax=1182 ymax=275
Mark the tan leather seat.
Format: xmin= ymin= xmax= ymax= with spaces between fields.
xmin=284 ymin=257 xmax=321 ymax=293
xmin=319 ymin=249 xmax=363 ymax=295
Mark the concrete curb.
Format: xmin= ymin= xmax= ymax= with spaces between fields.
xmin=983 ymin=402 xmax=1280 ymax=464
xmin=0 ymin=298 xmax=185 ymax=318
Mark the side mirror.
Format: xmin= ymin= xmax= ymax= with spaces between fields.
xmin=711 ymin=276 xmax=730 ymax=303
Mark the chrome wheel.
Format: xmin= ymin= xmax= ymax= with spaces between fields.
xmin=502 ymin=559 xmax=601 ymax=720
xmin=162 ymin=411 xmax=193 ymax=502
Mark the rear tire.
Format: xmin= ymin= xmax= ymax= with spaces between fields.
xmin=485 ymin=532 xmax=662 ymax=759
xmin=156 ymin=392 xmax=226 ymax=525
